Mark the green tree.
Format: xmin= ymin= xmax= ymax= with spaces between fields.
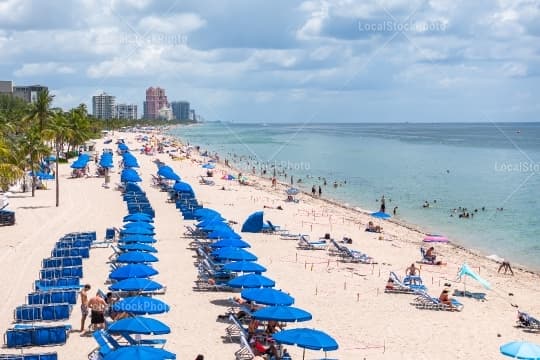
xmin=27 ymin=89 xmax=54 ymax=133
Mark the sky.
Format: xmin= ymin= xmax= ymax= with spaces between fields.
xmin=0 ymin=0 xmax=539 ymax=122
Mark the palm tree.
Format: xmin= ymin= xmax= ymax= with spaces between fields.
xmin=28 ymin=89 xmax=54 ymax=133
xmin=20 ymin=128 xmax=51 ymax=197
xmin=42 ymin=112 xmax=73 ymax=207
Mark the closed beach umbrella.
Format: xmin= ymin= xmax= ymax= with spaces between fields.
xmin=371 ymin=211 xmax=391 ymax=219
xmin=211 ymin=238 xmax=251 ymax=249
xmin=118 ymin=235 xmax=157 ymax=244
xmin=212 ymin=247 xmax=257 ymax=261
xmin=272 ymin=328 xmax=338 ymax=360
xmin=109 ymin=264 xmax=158 ymax=280
xmin=108 ymin=316 xmax=170 ymax=335
xmin=116 ymin=251 xmax=158 ymax=264
xmin=241 ymin=288 xmax=294 ymax=306
xmin=500 ymin=341 xmax=540 ymax=359
xmin=104 ymin=346 xmax=176 ymax=360
xmin=123 ymin=213 xmax=153 ymax=222
xmin=458 ymin=263 xmax=491 ymax=290
xmin=252 ymin=306 xmax=312 ymax=322
xmin=223 ymin=261 xmax=267 ymax=273
xmin=228 ymin=274 xmax=275 ymax=288
xmin=118 ymin=243 xmax=158 ymax=253
xmin=109 ymin=278 xmax=163 ymax=292
xmin=194 ymin=208 xmax=222 ymax=218
xmin=112 ymin=296 xmax=170 ymax=315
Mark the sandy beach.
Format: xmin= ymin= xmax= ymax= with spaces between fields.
xmin=1 ymin=129 xmax=539 ymax=360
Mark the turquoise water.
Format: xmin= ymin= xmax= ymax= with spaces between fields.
xmin=169 ymin=122 xmax=540 ymax=269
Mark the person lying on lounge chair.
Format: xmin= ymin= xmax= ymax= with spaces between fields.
xmin=365 ymin=221 xmax=382 ymax=233
xmin=251 ymin=339 xmax=281 ymax=360
xmin=385 ymin=277 xmax=395 ymax=290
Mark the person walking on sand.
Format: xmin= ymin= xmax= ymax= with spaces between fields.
xmin=318 ymin=185 xmax=322 ymax=197
xmin=79 ymin=284 xmax=91 ymax=332
xmin=380 ymin=195 xmax=386 ymax=213
xmin=393 ymin=206 xmax=398 ymax=215
xmin=85 ymin=292 xmax=107 ymax=333
xmin=312 ymin=185 xmax=316 ymax=197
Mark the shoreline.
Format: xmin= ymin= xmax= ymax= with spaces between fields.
xmin=167 ymin=126 xmax=540 ymax=276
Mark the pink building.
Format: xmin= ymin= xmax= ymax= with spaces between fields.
xmin=143 ymin=87 xmax=168 ymax=119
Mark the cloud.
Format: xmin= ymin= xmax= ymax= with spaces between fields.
xmin=138 ymin=13 xmax=206 ymax=34
xmin=14 ymin=62 xmax=76 ymax=77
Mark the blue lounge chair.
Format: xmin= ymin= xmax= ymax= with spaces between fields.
xmin=34 ymin=277 xmax=80 ymax=291
xmin=412 ymin=291 xmax=463 ymax=311
xmin=15 ymin=303 xmax=72 ymax=322
xmin=42 ymin=256 xmax=83 ymax=268
xmin=40 ymin=266 xmax=83 ymax=279
xmin=51 ymin=247 xmax=89 ymax=258
xmin=119 ymin=332 xmax=167 ymax=348
xmin=27 ymin=290 xmax=77 ymax=305
xmin=4 ymin=325 xmax=69 ymax=348
xmin=297 ymin=235 xmax=327 ymax=250
xmin=385 ymin=272 xmax=426 ymax=294
xmin=0 ymin=352 xmax=57 ymax=360
xmin=517 ymin=310 xmax=540 ymax=331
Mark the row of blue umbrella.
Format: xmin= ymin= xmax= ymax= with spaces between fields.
xmin=186 ymin=194 xmax=338 ymax=358
xmin=99 ymin=152 xmax=175 ymax=360
xmin=157 ymin=165 xmax=181 ymax=181
xmin=99 ymin=151 xmax=114 ymax=169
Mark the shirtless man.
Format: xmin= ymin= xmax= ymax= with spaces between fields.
xmin=406 ymin=263 xmax=420 ymax=276
xmin=87 ymin=292 xmax=108 ymax=333
xmin=79 ymin=284 xmax=91 ymax=332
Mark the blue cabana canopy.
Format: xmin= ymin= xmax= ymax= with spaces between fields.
xmin=109 ymin=264 xmax=158 ymax=280
xmin=210 ymin=238 xmax=251 ymax=248
xmin=211 ymin=247 xmax=257 ymax=261
xmin=173 ymin=181 xmax=193 ymax=193
xmin=223 ymin=261 xmax=267 ymax=273
xmin=121 ymin=169 xmax=142 ymax=183
xmin=118 ymin=243 xmax=158 ymax=253
xmin=272 ymin=328 xmax=339 ymax=353
xmin=103 ymin=346 xmax=176 ymax=360
xmin=123 ymin=221 xmax=155 ymax=230
xmin=241 ymin=211 xmax=265 ymax=233
xmin=116 ymin=251 xmax=159 ymax=264
xmin=241 ymin=288 xmax=294 ymax=306
xmin=252 ymin=306 xmax=312 ymax=322
xmin=207 ymin=229 xmax=241 ymax=239
xmin=123 ymin=213 xmax=153 ymax=222
xmin=228 ymin=274 xmax=275 ymax=289
xmin=118 ymin=235 xmax=157 ymax=244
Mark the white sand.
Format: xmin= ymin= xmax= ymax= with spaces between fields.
xmin=1 ymin=130 xmax=539 ymax=360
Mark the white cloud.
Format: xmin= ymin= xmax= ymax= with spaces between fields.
xmin=501 ymin=62 xmax=528 ymax=77
xmin=14 ymin=62 xmax=76 ymax=77
xmin=138 ymin=13 xmax=206 ymax=35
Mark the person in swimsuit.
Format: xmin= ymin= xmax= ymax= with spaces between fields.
xmin=87 ymin=292 xmax=107 ymax=332
xmin=79 ymin=284 xmax=91 ymax=332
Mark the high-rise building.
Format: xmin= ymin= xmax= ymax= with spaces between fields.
xmin=189 ymin=109 xmax=196 ymax=121
xmin=13 ymin=84 xmax=48 ymax=103
xmin=115 ymin=104 xmax=138 ymax=120
xmin=143 ymin=87 xmax=168 ymax=120
xmin=92 ymin=92 xmax=116 ymax=119
xmin=158 ymin=106 xmax=173 ymax=121
xmin=0 ymin=80 xmax=13 ymax=94
xmin=170 ymin=101 xmax=190 ymax=120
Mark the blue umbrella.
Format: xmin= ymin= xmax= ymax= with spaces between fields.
xmin=157 ymin=166 xmax=181 ymax=181
xmin=241 ymin=288 xmax=294 ymax=306
xmin=211 ymin=238 xmax=251 ymax=248
xmin=117 ymin=251 xmax=159 ymax=264
xmin=273 ymin=328 xmax=338 ymax=359
xmin=118 ymin=143 xmax=129 ymax=151
xmin=108 ymin=316 xmax=170 ymax=335
xmin=208 ymin=229 xmax=241 ymax=239
xmin=252 ymin=306 xmax=312 ymax=322
xmin=118 ymin=243 xmax=158 ymax=253
xmin=118 ymin=235 xmax=157 ymax=244
xmin=212 ymin=247 xmax=257 ymax=261
xmin=371 ymin=211 xmax=391 ymax=219
xmin=173 ymin=181 xmax=193 ymax=193
xmin=194 ymin=208 xmax=222 ymax=218
xmin=112 ymin=296 xmax=170 ymax=315
xmin=223 ymin=261 xmax=267 ymax=273
xmin=500 ymin=341 xmax=540 ymax=359
xmin=286 ymin=188 xmax=299 ymax=196
xmin=121 ymin=169 xmax=142 ymax=182
xmin=109 ymin=278 xmax=163 ymax=292
xmin=124 ymin=221 xmax=155 ymax=230
xmin=104 ymin=346 xmax=176 ymax=360
xmin=121 ymin=227 xmax=155 ymax=236
xmin=124 ymin=213 xmax=153 ymax=222
xmin=109 ymin=264 xmax=158 ymax=280
xmin=202 ymin=163 xmax=215 ymax=169
xmin=228 ymin=274 xmax=275 ymax=288
xmin=36 ymin=172 xmax=55 ymax=180
xmin=197 ymin=213 xmax=226 ymax=222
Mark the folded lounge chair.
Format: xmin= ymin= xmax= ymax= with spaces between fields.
xmin=34 ymin=277 xmax=81 ymax=291
xmin=517 ymin=310 xmax=540 ymax=331
xmin=15 ymin=303 xmax=72 ymax=322
xmin=4 ymin=324 xmax=70 ymax=348
xmin=27 ymin=290 xmax=77 ymax=305
xmin=42 ymin=256 xmax=82 ymax=268
xmin=0 ymin=352 xmax=57 ymax=360
xmin=40 ymin=266 xmax=83 ymax=279
xmin=411 ymin=291 xmax=463 ymax=311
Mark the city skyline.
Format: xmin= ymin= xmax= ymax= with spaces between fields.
xmin=1 ymin=1 xmax=538 ymax=122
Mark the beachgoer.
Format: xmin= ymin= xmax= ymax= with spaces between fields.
xmin=312 ymin=185 xmax=316 ymax=196
xmin=265 ymin=320 xmax=283 ymax=335
xmin=425 ymin=247 xmax=436 ymax=262
xmin=385 ymin=277 xmax=395 ymax=290
xmin=393 ymin=206 xmax=398 ymax=215
xmin=318 ymin=185 xmax=322 ymax=197
xmin=498 ymin=261 xmax=514 ymax=275
xmin=271 ymin=177 xmax=277 ymax=188
xmin=79 ymin=284 xmax=91 ymax=332
xmin=251 ymin=339 xmax=280 ymax=359
xmin=87 ymin=292 xmax=107 ymax=332
xmin=439 ymin=289 xmax=455 ymax=309
xmin=406 ymin=263 xmax=420 ymax=276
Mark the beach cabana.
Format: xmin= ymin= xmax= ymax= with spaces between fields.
xmin=241 ymin=288 xmax=294 ymax=306
xmin=241 ymin=211 xmax=269 ymax=233
xmin=223 ymin=261 xmax=267 ymax=273
xmin=120 ymin=169 xmax=142 ymax=183
xmin=211 ymin=247 xmax=257 ymax=261
xmin=272 ymin=328 xmax=338 ymax=360
xmin=109 ymin=278 xmax=163 ymax=292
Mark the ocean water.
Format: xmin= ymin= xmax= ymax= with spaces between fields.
xmin=169 ymin=122 xmax=540 ymax=269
